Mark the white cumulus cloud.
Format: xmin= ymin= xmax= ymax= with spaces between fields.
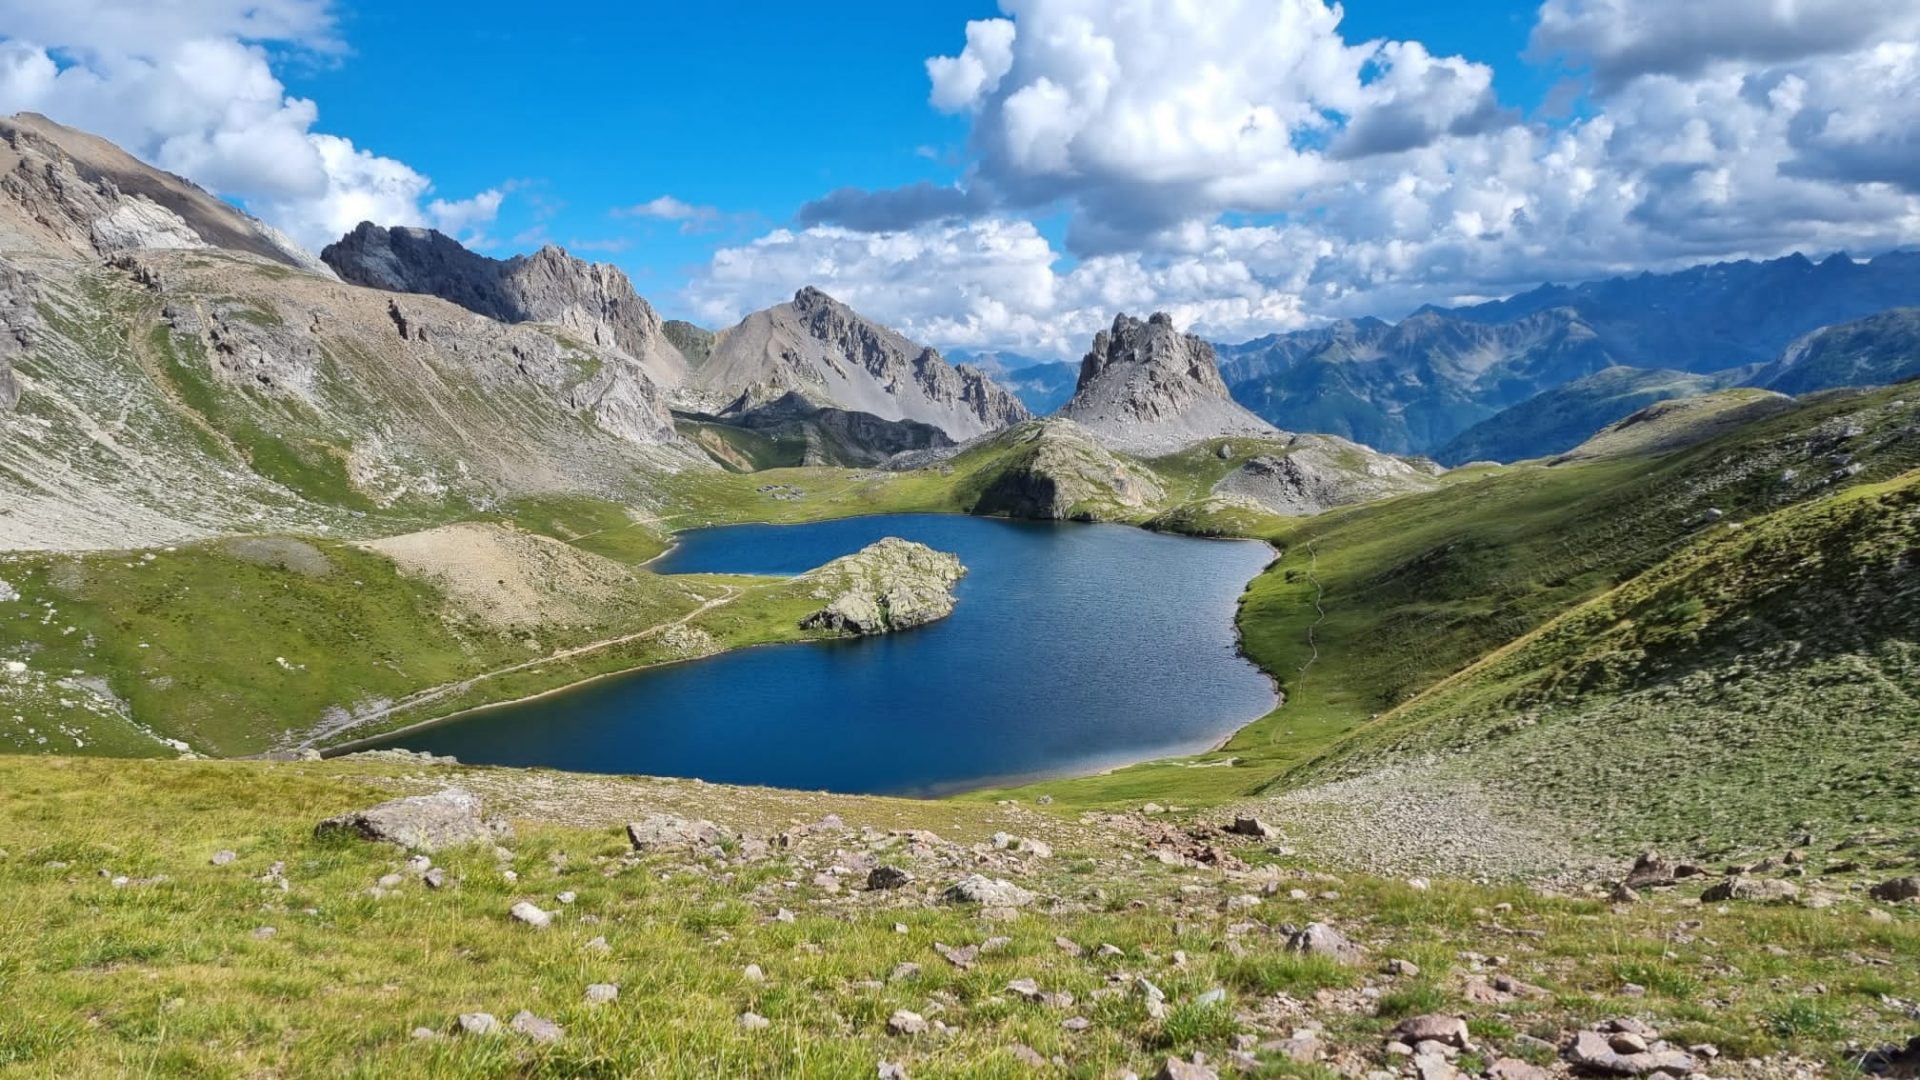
xmin=0 ymin=0 xmax=502 ymax=253
xmin=691 ymin=0 xmax=1920 ymax=355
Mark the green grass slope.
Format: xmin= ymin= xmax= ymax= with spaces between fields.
xmin=1434 ymin=366 xmax=1722 ymax=466
xmin=1 ymin=755 xmax=1914 ymax=1077
xmin=999 ymin=383 xmax=1920 ymax=811
xmin=1275 ymin=468 xmax=1920 ymax=854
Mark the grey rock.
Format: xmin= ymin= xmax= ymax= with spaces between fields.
xmin=1869 ymin=875 xmax=1920 ymax=902
xmin=455 ymin=1012 xmax=499 ymax=1037
xmin=509 ymin=1010 xmax=563 ymax=1043
xmin=210 ymin=850 xmax=236 ymax=866
xmin=1284 ymin=922 xmax=1366 ymax=964
xmin=1564 ymin=1030 xmax=1696 ymax=1076
xmin=314 ymin=788 xmax=507 ymax=852
xmin=626 ymin=814 xmax=729 ymax=851
xmin=509 ymin=901 xmax=552 ymax=929
xmin=1701 ymin=876 xmax=1800 ymax=903
xmin=887 ymin=1009 xmax=929 ymax=1036
xmin=1395 ymin=1015 xmax=1473 ymax=1050
xmin=740 ymin=1011 xmax=770 ymax=1031
xmin=1227 ymin=816 xmax=1278 ymax=839
xmin=942 ymin=874 xmax=1036 ymax=908
xmin=585 ymin=983 xmax=619 ymax=1005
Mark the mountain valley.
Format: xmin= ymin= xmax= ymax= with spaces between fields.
xmin=2 ymin=112 xmax=1918 ymax=1080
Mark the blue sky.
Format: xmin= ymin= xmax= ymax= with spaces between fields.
xmin=276 ymin=0 xmax=1556 ymax=307
xmin=2 ymin=0 xmax=1917 ymax=353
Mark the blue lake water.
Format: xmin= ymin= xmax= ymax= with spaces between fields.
xmin=369 ymin=514 xmax=1277 ymax=796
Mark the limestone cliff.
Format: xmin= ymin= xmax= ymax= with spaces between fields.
xmin=1061 ymin=312 xmax=1278 ymax=454
xmin=797 ymin=538 xmax=966 ymax=635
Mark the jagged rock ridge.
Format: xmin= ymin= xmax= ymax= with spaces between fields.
xmin=321 ymin=222 xmax=688 ymax=386
xmin=1061 ymin=312 xmax=1279 ymax=454
xmin=693 ymin=287 xmax=1029 ymax=441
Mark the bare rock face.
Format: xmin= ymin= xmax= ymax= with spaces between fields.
xmin=0 ymin=112 xmax=327 ymax=273
xmin=797 ymin=538 xmax=966 ymax=635
xmin=0 ymin=258 xmax=31 ymax=412
xmin=1211 ymin=436 xmax=1441 ymax=516
xmin=314 ymin=788 xmax=510 ymax=852
xmin=1061 ymin=312 xmax=1279 ymax=454
xmin=694 ymin=287 xmax=1029 ymax=441
xmin=970 ymin=421 xmax=1168 ymax=521
xmin=320 ymin=222 xmax=688 ymax=386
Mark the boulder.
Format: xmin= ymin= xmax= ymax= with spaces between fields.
xmin=509 ymin=1010 xmax=563 ymax=1044
xmin=941 ymin=875 xmax=1035 ymax=908
xmin=1227 ymin=816 xmax=1278 ymax=839
xmin=1395 ymin=1015 xmax=1473 ymax=1050
xmin=867 ymin=865 xmax=914 ymax=891
xmin=1869 ymin=876 xmax=1920 ymax=902
xmin=1623 ymin=852 xmax=1678 ymax=889
xmin=1284 ymin=922 xmax=1365 ymax=965
xmin=314 ymin=788 xmax=506 ymax=852
xmin=626 ymin=814 xmax=729 ymax=851
xmin=1701 ymin=876 xmax=1800 ymax=903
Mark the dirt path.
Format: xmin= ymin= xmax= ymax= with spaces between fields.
xmin=286 ymin=583 xmax=745 ymax=750
xmin=1297 ymin=541 xmax=1326 ymax=684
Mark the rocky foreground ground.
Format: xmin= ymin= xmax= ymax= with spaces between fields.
xmin=3 ymin=753 xmax=1915 ymax=1079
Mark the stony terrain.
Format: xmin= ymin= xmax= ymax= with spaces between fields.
xmin=2 ymin=754 xmax=1916 ymax=1078
xmin=1063 ymin=313 xmax=1280 ymax=455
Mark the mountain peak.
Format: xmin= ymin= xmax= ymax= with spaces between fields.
xmin=320 ymin=221 xmax=687 ymax=386
xmin=1062 ymin=311 xmax=1278 ymax=454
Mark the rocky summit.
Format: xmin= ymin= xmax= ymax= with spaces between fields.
xmin=692 ymin=286 xmax=1030 ymax=441
xmin=1062 ymin=312 xmax=1281 ymax=455
xmin=321 ymin=221 xmax=689 ymax=387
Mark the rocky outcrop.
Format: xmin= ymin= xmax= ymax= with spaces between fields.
xmin=0 ymin=258 xmax=30 ymax=411
xmin=797 ymin=538 xmax=966 ymax=635
xmin=969 ymin=421 xmax=1167 ymax=521
xmin=1212 ymin=436 xmax=1441 ymax=516
xmin=314 ymin=788 xmax=510 ymax=852
xmin=0 ymin=112 xmax=327 ymax=273
xmin=321 ymin=222 xmax=688 ymax=386
xmin=1061 ymin=312 xmax=1278 ymax=454
xmin=694 ymin=287 xmax=1029 ymax=440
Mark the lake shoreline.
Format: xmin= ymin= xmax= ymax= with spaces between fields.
xmin=336 ymin=513 xmax=1284 ymax=798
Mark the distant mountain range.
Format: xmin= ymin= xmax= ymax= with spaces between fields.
xmin=1213 ymin=251 xmax=1920 ymax=459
